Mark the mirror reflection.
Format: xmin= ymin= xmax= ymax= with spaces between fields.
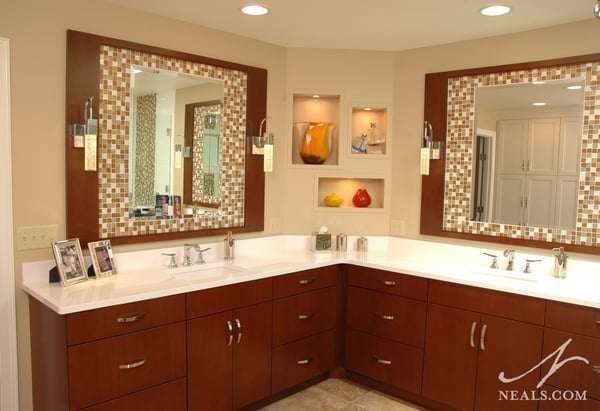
xmin=471 ymin=79 xmax=584 ymax=230
xmin=129 ymin=66 xmax=224 ymax=218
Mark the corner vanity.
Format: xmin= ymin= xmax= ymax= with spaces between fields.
xmin=23 ymin=236 xmax=600 ymax=411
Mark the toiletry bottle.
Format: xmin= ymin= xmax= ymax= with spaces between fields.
xmin=224 ymin=231 xmax=235 ymax=260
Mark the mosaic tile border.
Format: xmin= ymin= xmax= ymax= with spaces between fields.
xmin=444 ymin=62 xmax=600 ymax=247
xmin=98 ymin=45 xmax=247 ymax=238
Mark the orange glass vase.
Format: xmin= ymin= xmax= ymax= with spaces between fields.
xmin=352 ymin=188 xmax=371 ymax=208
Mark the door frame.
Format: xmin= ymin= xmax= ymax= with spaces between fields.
xmin=0 ymin=37 xmax=19 ymax=411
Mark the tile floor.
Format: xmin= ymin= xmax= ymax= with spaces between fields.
xmin=259 ymin=378 xmax=429 ymax=410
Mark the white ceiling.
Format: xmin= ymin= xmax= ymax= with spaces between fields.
xmin=104 ymin=0 xmax=597 ymax=51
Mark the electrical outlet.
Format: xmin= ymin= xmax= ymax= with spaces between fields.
xmin=390 ymin=220 xmax=405 ymax=236
xmin=268 ymin=217 xmax=281 ymax=234
xmin=16 ymin=225 xmax=59 ymax=250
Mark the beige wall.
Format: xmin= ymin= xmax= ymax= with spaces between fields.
xmin=2 ymin=1 xmax=599 ymax=408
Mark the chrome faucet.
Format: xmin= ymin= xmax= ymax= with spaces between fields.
xmin=503 ymin=249 xmax=515 ymax=271
xmin=552 ymin=247 xmax=568 ymax=279
xmin=183 ymin=244 xmax=195 ymax=266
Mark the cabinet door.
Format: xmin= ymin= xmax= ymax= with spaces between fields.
xmin=187 ymin=311 xmax=233 ymax=411
xmin=232 ymin=301 xmax=272 ymax=410
xmin=422 ymin=303 xmax=480 ymax=411
xmin=474 ymin=315 xmax=543 ymax=411
xmin=528 ymin=118 xmax=560 ymax=175
xmin=558 ymin=117 xmax=582 ymax=175
xmin=554 ymin=176 xmax=578 ymax=230
xmin=525 ymin=175 xmax=556 ymax=228
xmin=496 ymin=119 xmax=528 ymax=174
xmin=493 ymin=174 xmax=525 ymax=225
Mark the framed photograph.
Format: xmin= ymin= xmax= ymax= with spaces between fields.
xmin=88 ymin=240 xmax=117 ymax=278
xmin=51 ymin=239 xmax=88 ymax=286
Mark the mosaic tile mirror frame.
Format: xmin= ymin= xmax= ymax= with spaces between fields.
xmin=444 ymin=61 xmax=599 ymax=247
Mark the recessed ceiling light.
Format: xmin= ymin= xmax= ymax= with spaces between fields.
xmin=241 ymin=4 xmax=269 ymax=16
xmin=364 ymin=107 xmax=372 ymax=111
xmin=312 ymin=94 xmax=320 ymax=99
xmin=532 ymin=102 xmax=547 ymax=106
xmin=480 ymin=5 xmax=511 ymax=17
xmin=567 ymin=85 xmax=583 ymax=90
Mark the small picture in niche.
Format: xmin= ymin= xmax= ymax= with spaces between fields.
xmin=88 ymin=240 xmax=117 ymax=278
xmin=52 ymin=239 xmax=87 ymax=287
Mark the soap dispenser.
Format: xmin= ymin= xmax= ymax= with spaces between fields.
xmin=552 ymin=247 xmax=567 ymax=279
xmin=224 ymin=231 xmax=235 ymax=260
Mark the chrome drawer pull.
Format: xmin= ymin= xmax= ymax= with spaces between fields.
xmin=470 ymin=322 xmax=477 ymax=348
xmin=297 ymin=358 xmax=312 ymax=365
xmin=592 ymin=366 xmax=600 ymax=374
xmin=480 ymin=324 xmax=488 ymax=351
xmin=227 ymin=320 xmax=233 ymax=346
xmin=375 ymin=313 xmax=394 ymax=321
xmin=299 ymin=278 xmax=315 ymax=285
xmin=118 ymin=359 xmax=146 ymax=370
xmin=377 ymin=279 xmax=396 ymax=286
xmin=235 ymin=318 xmax=242 ymax=344
xmin=596 ymin=320 xmax=600 ymax=326
xmin=116 ymin=313 xmax=146 ymax=323
xmin=298 ymin=314 xmax=314 ymax=320
xmin=372 ymin=356 xmax=392 ymax=365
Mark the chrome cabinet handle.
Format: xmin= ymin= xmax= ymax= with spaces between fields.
xmin=116 ymin=313 xmax=146 ymax=323
xmin=480 ymin=324 xmax=488 ymax=350
xmin=297 ymin=358 xmax=312 ymax=365
xmin=118 ymin=358 xmax=146 ymax=370
xmin=298 ymin=314 xmax=314 ymax=320
xmin=375 ymin=313 xmax=394 ymax=321
xmin=592 ymin=365 xmax=600 ymax=374
xmin=299 ymin=278 xmax=315 ymax=285
xmin=377 ymin=279 xmax=396 ymax=286
xmin=470 ymin=322 xmax=477 ymax=348
xmin=596 ymin=320 xmax=600 ymax=326
xmin=227 ymin=320 xmax=233 ymax=346
xmin=372 ymin=356 xmax=392 ymax=365
xmin=235 ymin=318 xmax=242 ymax=344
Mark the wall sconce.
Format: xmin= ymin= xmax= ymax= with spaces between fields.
xmin=249 ymin=117 xmax=274 ymax=172
xmin=420 ymin=121 xmax=444 ymax=175
xmin=70 ymin=96 xmax=98 ymax=171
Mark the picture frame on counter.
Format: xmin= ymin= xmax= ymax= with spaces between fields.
xmin=51 ymin=238 xmax=87 ymax=286
xmin=88 ymin=239 xmax=117 ymax=278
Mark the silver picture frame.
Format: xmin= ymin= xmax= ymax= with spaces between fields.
xmin=88 ymin=240 xmax=117 ymax=278
xmin=51 ymin=238 xmax=88 ymax=286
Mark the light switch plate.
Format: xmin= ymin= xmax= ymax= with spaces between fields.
xmin=390 ymin=220 xmax=405 ymax=236
xmin=16 ymin=225 xmax=59 ymax=250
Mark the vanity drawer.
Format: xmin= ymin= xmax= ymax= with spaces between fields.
xmin=347 ymin=286 xmax=426 ymax=347
xmin=186 ymin=277 xmax=272 ymax=319
xmin=68 ymin=322 xmax=186 ymax=410
xmin=272 ymin=286 xmax=337 ymax=347
xmin=429 ymin=280 xmax=545 ymax=325
xmin=66 ymin=294 xmax=186 ymax=345
xmin=273 ymin=265 xmax=338 ymax=299
xmin=271 ymin=330 xmax=336 ymax=393
xmin=545 ymin=301 xmax=600 ymax=338
xmin=345 ymin=328 xmax=423 ymax=394
xmin=542 ymin=328 xmax=600 ymax=400
xmin=82 ymin=378 xmax=187 ymax=411
xmin=347 ymin=265 xmax=428 ymax=300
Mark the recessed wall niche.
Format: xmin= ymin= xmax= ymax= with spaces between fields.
xmin=350 ymin=106 xmax=388 ymax=156
xmin=291 ymin=93 xmax=340 ymax=166
xmin=317 ymin=177 xmax=385 ymax=210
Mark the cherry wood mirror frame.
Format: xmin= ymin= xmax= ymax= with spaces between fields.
xmin=65 ymin=30 xmax=267 ymax=246
xmin=421 ymin=53 xmax=600 ymax=255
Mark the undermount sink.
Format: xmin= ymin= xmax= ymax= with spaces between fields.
xmin=167 ymin=262 xmax=247 ymax=281
xmin=464 ymin=268 xmax=540 ymax=282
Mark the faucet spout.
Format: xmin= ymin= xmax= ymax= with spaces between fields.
xmin=503 ymin=249 xmax=515 ymax=271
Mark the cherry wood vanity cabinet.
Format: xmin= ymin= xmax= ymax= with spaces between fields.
xmin=271 ymin=265 xmax=339 ymax=394
xmin=422 ymin=280 xmax=546 ymax=411
xmin=186 ymin=278 xmax=273 ymax=411
xmin=538 ymin=301 xmax=600 ymax=411
xmin=29 ymin=294 xmax=187 ymax=411
xmin=344 ymin=265 xmax=428 ymax=394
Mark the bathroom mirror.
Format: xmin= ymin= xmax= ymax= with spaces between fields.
xmin=129 ymin=66 xmax=225 ymax=210
xmin=421 ymin=53 xmax=600 ymax=255
xmin=66 ymin=30 xmax=267 ymax=245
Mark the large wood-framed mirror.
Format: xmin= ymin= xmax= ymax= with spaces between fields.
xmin=66 ymin=30 xmax=267 ymax=246
xmin=421 ymin=53 xmax=600 ymax=255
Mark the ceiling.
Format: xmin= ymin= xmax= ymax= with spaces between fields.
xmin=104 ymin=0 xmax=597 ymax=51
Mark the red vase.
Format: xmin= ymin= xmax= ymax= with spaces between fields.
xmin=352 ymin=188 xmax=371 ymax=208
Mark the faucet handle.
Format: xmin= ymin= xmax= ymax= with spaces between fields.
xmin=483 ymin=252 xmax=498 ymax=269
xmin=194 ymin=246 xmax=211 ymax=264
xmin=523 ymin=259 xmax=541 ymax=273
xmin=162 ymin=253 xmax=177 ymax=269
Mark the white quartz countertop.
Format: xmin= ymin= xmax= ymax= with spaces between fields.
xmin=22 ymin=236 xmax=600 ymax=314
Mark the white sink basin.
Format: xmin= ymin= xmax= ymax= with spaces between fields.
xmin=464 ymin=268 xmax=540 ymax=282
xmin=167 ymin=262 xmax=247 ymax=281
